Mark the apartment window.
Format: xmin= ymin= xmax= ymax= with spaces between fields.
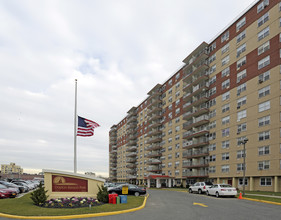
xmin=258 ymin=100 xmax=270 ymax=112
xmin=175 ymin=126 xmax=180 ymax=132
xmin=258 ymin=12 xmax=269 ymax=27
xmin=209 ymin=42 xmax=216 ymax=53
xmin=175 ymin=135 xmax=180 ymax=140
xmin=258 ymin=130 xmax=270 ymax=141
xmin=168 ymin=162 xmax=172 ymax=168
xmin=175 ymin=82 xmax=180 ymax=89
xmin=175 ymin=99 xmax=180 ymax=106
xmin=221 ymin=43 xmax=229 ymax=55
xmin=209 ymin=143 xmax=216 ymax=151
xmin=221 ymin=31 xmax=229 ymax=43
xmin=258 ymin=41 xmax=270 ymax=55
xmin=209 ymin=155 xmax=216 ymax=162
xmin=237 ymin=110 xmax=247 ymax=121
xmin=221 ymin=66 xmax=230 ymax=77
xmin=168 ymin=79 xmax=173 ymax=85
xmin=237 ymin=136 xmax=247 ymax=145
xmin=258 ymin=85 xmax=270 ymax=98
xmin=237 ymin=83 xmax=246 ymax=96
xmin=260 ymin=177 xmax=272 ymax=186
xmin=209 ymin=166 xmax=216 ymax=173
xmin=175 ymin=108 xmax=180 ymax=115
xmin=175 ymin=91 xmax=180 ymax=98
xmin=209 ymin=75 xmax=216 ymax=85
xmin=221 ymin=55 xmax=230 ymax=66
xmin=237 ymin=43 xmax=246 ymax=58
xmin=258 ymin=55 xmax=270 ymax=70
xmin=222 ymin=116 xmax=230 ymax=125
xmin=237 ymin=122 xmax=247 ymax=134
xmin=168 ymin=96 xmax=172 ymax=103
xmin=209 ymin=132 xmax=216 ymax=141
xmin=168 ymin=154 xmax=172 ymax=159
xmin=168 ymin=146 xmax=172 ymax=151
xmin=209 ymin=120 xmax=216 ymax=129
xmin=258 ymin=160 xmax=270 ymax=170
xmin=209 ymin=87 xmax=216 ymax=96
xmin=175 ymin=117 xmax=180 ymax=123
xmin=258 ymin=146 xmax=270 ymax=155
xmin=222 ymin=103 xmax=230 ymax=113
xmin=259 ymin=70 xmax=270 ymax=82
xmin=237 ymin=163 xmax=245 ymax=171
xmin=236 ymin=17 xmax=246 ymax=32
xmin=208 ymin=98 xmax=216 ymax=107
xmin=258 ymin=26 xmax=269 ymax=41
xmin=237 ymin=56 xmax=246 ymax=70
xmin=209 ymin=64 xmax=216 ymax=74
xmin=222 ymin=140 xmax=230 ymax=149
xmin=238 ymin=178 xmax=248 ymax=186
xmin=168 ymin=88 xmax=172 ymax=94
xmin=176 ymin=73 xmax=180 ymax=80
xmin=237 ymin=30 xmax=246 ymax=43
xmin=237 ymin=70 xmax=247 ymax=83
xmin=175 ymin=143 xmax=180 ymax=149
xmin=257 ymin=0 xmax=269 ymax=13
xmin=168 ymin=112 xmax=173 ymax=119
xmin=168 ymin=104 xmax=172 ymax=110
xmin=209 ymin=54 xmax=216 ymax=64
xmin=221 ymin=165 xmax=230 ymax=173
xmin=222 ymin=128 xmax=230 ymax=137
xmin=168 ymin=129 xmax=172 ymax=135
xmin=222 ymin=80 xmax=230 ymax=90
xmin=237 ymin=150 xmax=246 ymax=159
xmin=258 ymin=115 xmax=270 ymax=127
xmin=209 ymin=109 xmax=216 ymax=119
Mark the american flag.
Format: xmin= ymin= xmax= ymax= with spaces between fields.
xmin=77 ymin=116 xmax=100 ymax=137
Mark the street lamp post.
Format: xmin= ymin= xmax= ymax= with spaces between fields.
xmin=242 ymin=138 xmax=248 ymax=196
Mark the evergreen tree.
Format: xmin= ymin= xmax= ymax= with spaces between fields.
xmin=30 ymin=182 xmax=48 ymax=206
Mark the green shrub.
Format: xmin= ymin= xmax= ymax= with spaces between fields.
xmin=97 ymin=184 xmax=109 ymax=203
xmin=30 ymin=182 xmax=48 ymax=206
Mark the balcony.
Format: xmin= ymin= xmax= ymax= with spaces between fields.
xmin=126 ymin=152 xmax=137 ymax=157
xmin=147 ymin=113 xmax=162 ymax=123
xmin=147 ymin=129 xmax=162 ymax=137
xmin=146 ymin=136 xmax=162 ymax=144
xmin=182 ymin=160 xmax=209 ymax=168
xmin=147 ymin=106 xmax=162 ymax=116
xmin=128 ymin=134 xmax=138 ymax=140
xmin=126 ymin=175 xmax=137 ymax=179
xmin=126 ymin=146 xmax=137 ymax=152
xmin=110 ymin=136 xmax=117 ymax=141
xmin=183 ymin=138 xmax=209 ymax=149
xmin=147 ymin=159 xmax=161 ymax=165
xmin=126 ymin=163 xmax=137 ymax=168
xmin=145 ymin=143 xmax=162 ymax=151
xmin=111 ymin=145 xmax=117 ymax=150
xmin=183 ymin=115 xmax=209 ymax=130
xmin=183 ymin=128 xmax=208 ymax=139
xmin=182 ymin=149 xmax=209 ymax=159
xmin=147 ymin=166 xmax=161 ymax=172
xmin=148 ymin=120 xmax=162 ymax=128
xmin=182 ymin=170 xmax=208 ymax=178
xmin=126 ymin=122 xmax=138 ymax=130
xmin=126 ymin=158 xmax=137 ymax=163
xmin=146 ymin=151 xmax=162 ymax=158
xmin=127 ymin=116 xmax=137 ymax=123
xmin=110 ymin=149 xmax=117 ymax=154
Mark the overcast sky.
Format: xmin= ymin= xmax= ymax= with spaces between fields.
xmin=0 ymin=0 xmax=256 ymax=177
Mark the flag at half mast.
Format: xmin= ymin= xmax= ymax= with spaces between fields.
xmin=77 ymin=116 xmax=100 ymax=137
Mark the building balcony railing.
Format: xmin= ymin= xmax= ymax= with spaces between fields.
xmin=128 ymin=134 xmax=138 ymax=140
xmin=126 ymin=122 xmax=138 ymax=130
xmin=127 ymin=139 xmax=137 ymax=146
xmin=183 ymin=115 xmax=209 ymax=130
xmin=146 ymin=151 xmax=162 ymax=158
xmin=182 ymin=137 xmax=209 ymax=149
xmin=126 ymin=175 xmax=137 ymax=179
xmin=111 ymin=145 xmax=117 ymax=150
xmin=183 ymin=128 xmax=208 ymax=139
xmin=126 ymin=152 xmax=137 ymax=157
xmin=126 ymin=146 xmax=137 ymax=152
xmin=127 ymin=116 xmax=138 ymax=123
xmin=146 ymin=136 xmax=162 ymax=144
xmin=147 ymin=113 xmax=162 ymax=123
xmin=126 ymin=158 xmax=137 ymax=163
xmin=183 ymin=63 xmax=208 ymax=83
xmin=147 ymin=129 xmax=162 ymax=137
xmin=182 ymin=149 xmax=209 ymax=159
xmin=147 ymin=159 xmax=162 ymax=165
xmin=148 ymin=120 xmax=162 ymax=128
xmin=126 ymin=163 xmax=137 ymax=168
xmin=182 ymin=160 xmax=209 ymax=168
xmin=182 ymin=170 xmax=208 ymax=178
xmin=145 ymin=143 xmax=162 ymax=151
xmin=147 ymin=106 xmax=162 ymax=116
xmin=147 ymin=166 xmax=161 ymax=172
xmin=110 ymin=136 xmax=117 ymax=141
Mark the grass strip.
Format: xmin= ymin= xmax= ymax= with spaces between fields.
xmin=242 ymin=195 xmax=281 ymax=204
xmin=0 ymin=193 xmax=144 ymax=216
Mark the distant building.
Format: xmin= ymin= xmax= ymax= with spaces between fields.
xmin=1 ymin=162 xmax=23 ymax=174
xmin=85 ymin=172 xmax=96 ymax=177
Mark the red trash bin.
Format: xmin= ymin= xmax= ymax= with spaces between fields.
xmin=112 ymin=194 xmax=118 ymax=204
xmin=108 ymin=194 xmax=114 ymax=204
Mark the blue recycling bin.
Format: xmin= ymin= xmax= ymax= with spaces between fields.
xmin=119 ymin=195 xmax=127 ymax=204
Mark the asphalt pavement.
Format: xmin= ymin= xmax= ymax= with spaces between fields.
xmin=1 ymin=189 xmax=281 ymax=220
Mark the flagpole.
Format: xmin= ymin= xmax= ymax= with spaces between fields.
xmin=74 ymin=79 xmax=77 ymax=173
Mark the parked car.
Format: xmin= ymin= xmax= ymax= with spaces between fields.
xmin=108 ymin=184 xmax=146 ymax=196
xmin=189 ymin=182 xmax=213 ymax=194
xmin=0 ymin=182 xmax=20 ymax=194
xmin=206 ymin=184 xmax=237 ymax=198
xmin=0 ymin=184 xmax=18 ymax=198
xmin=12 ymin=182 xmax=29 ymax=192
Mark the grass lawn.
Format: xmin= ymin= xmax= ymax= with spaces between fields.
xmin=237 ymin=190 xmax=281 ymax=204
xmin=0 ymin=193 xmax=145 ymax=216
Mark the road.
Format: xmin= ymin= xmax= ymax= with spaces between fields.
xmin=0 ymin=189 xmax=280 ymax=220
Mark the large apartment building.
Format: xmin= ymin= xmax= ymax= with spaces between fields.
xmin=109 ymin=0 xmax=281 ymax=192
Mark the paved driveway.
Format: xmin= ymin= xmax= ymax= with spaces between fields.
xmin=1 ymin=189 xmax=280 ymax=220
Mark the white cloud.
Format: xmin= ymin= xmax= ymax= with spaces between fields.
xmin=0 ymin=0 xmax=255 ymax=176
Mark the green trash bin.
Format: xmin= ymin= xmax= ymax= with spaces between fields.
xmin=116 ymin=196 xmax=120 ymax=204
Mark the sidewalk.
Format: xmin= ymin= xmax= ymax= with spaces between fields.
xmin=245 ymin=193 xmax=281 ymax=199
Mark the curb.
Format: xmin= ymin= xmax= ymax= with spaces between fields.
xmin=242 ymin=197 xmax=281 ymax=206
xmin=0 ymin=194 xmax=149 ymax=219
